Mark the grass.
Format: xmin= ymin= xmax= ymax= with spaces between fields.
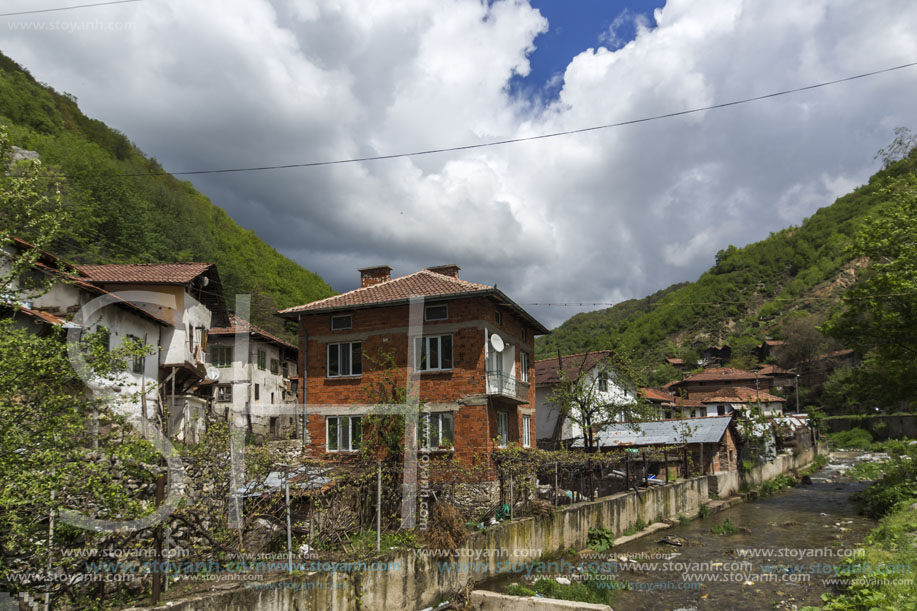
xmin=710 ymin=518 xmax=741 ymax=535
xmin=698 ymin=503 xmax=710 ymax=519
xmin=506 ymin=575 xmax=626 ymax=605
xmin=621 ymin=518 xmax=647 ymax=537
xmin=677 ymin=514 xmax=691 ymax=526
xmin=820 ymin=504 xmax=917 ymax=609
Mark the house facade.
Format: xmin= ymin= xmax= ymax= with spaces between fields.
xmin=278 ymin=265 xmax=548 ymax=474
xmin=534 ymin=352 xmax=636 ymax=447
xmin=669 ymin=367 xmax=773 ymax=400
xmin=207 ymin=314 xmax=299 ymax=440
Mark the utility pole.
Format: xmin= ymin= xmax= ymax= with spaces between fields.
xmin=795 ymin=374 xmax=801 ymax=413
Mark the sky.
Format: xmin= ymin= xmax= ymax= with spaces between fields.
xmin=2 ymin=0 xmax=917 ymax=329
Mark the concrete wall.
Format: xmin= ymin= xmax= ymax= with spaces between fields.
xmin=469 ymin=590 xmax=611 ymax=611
xmin=137 ymin=477 xmax=708 ymax=611
xmin=824 ymin=414 xmax=917 ymax=440
xmin=707 ymin=445 xmax=818 ymax=498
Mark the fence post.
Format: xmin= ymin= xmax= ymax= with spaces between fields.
xmin=509 ymin=473 xmax=514 ymax=520
xmin=683 ymin=445 xmax=689 ymax=478
xmin=377 ymin=461 xmax=382 ymax=552
xmin=554 ymin=462 xmax=558 ymax=507
xmin=643 ymin=450 xmax=649 ymax=487
xmin=664 ymin=447 xmax=669 ymax=482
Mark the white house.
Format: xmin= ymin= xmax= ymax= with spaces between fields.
xmin=207 ymin=314 xmax=299 ymax=440
xmin=534 ymin=351 xmax=636 ymax=447
xmin=77 ymin=262 xmax=230 ymax=441
xmin=699 ymin=386 xmax=786 ymax=418
xmin=2 ymin=238 xmax=170 ymax=427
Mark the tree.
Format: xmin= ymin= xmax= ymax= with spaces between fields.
xmin=874 ymin=126 xmax=917 ymax=169
xmin=547 ymin=351 xmax=650 ymax=451
xmin=823 ymin=174 xmax=917 ymax=410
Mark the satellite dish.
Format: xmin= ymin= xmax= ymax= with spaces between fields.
xmin=490 ymin=333 xmax=505 ymax=353
xmin=205 ymin=366 xmax=220 ymax=381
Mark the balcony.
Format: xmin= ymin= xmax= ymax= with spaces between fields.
xmin=486 ymin=370 xmax=530 ymax=404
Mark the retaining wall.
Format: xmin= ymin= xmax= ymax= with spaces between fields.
xmin=137 ymin=477 xmax=708 ymax=611
xmin=824 ymin=414 xmax=917 ymax=440
xmin=707 ymin=444 xmax=818 ymax=498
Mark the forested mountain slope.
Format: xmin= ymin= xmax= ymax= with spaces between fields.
xmin=537 ymin=148 xmax=917 ymax=382
xmin=0 ymin=51 xmax=332 ymax=335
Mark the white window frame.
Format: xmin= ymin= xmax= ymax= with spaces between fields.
xmin=414 ymin=335 xmax=453 ymax=371
xmin=496 ymin=412 xmax=508 ymax=448
xmin=419 ymin=412 xmax=455 ymax=450
xmin=520 ymin=352 xmax=529 ymax=383
xmin=326 ymin=415 xmax=361 ymax=452
xmin=331 ymin=314 xmax=352 ymax=330
xmin=597 ymin=371 xmax=608 ymax=392
xmin=424 ymin=304 xmax=448 ymax=321
xmin=212 ymin=345 xmax=233 ymax=368
xmin=327 ymin=342 xmax=362 ymax=377
xmin=522 ymin=414 xmax=531 ymax=447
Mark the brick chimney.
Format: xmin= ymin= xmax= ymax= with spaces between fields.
xmin=426 ymin=264 xmax=460 ymax=279
xmin=359 ymin=265 xmax=392 ymax=288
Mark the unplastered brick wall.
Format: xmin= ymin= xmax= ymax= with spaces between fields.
xmin=297 ymin=296 xmax=538 ymax=474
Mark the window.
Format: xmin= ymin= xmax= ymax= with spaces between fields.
xmin=424 ymin=304 xmax=448 ymax=321
xmin=282 ymin=362 xmax=289 ymax=378
xmin=257 ymin=349 xmax=266 ymax=370
xmin=127 ymin=334 xmax=144 ymax=374
xmin=495 ymin=310 xmax=502 ymax=325
xmin=254 ymin=384 xmax=260 ymax=401
xmin=271 ymin=392 xmax=274 ymax=404
xmin=420 ymin=412 xmax=454 ymax=450
xmin=522 ymin=414 xmax=531 ymax=447
xmin=414 ymin=335 xmax=453 ymax=371
xmin=331 ymin=314 xmax=352 ymax=330
xmin=95 ymin=326 xmax=110 ymax=352
xmin=270 ymin=358 xmax=279 ymax=375
xmin=291 ymin=379 xmax=299 ymax=396
xmin=328 ymin=342 xmax=362 ymax=377
xmin=212 ymin=345 xmax=233 ymax=368
xmin=327 ymin=416 xmax=361 ymax=452
xmin=717 ymin=405 xmax=726 ymax=416
xmin=496 ymin=412 xmax=508 ymax=447
xmin=217 ymin=385 xmax=232 ymax=402
xmin=520 ymin=352 xmax=529 ymax=382
xmin=597 ymin=372 xmax=608 ymax=392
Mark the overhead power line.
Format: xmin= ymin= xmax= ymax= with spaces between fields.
xmin=0 ymin=0 xmax=143 ymax=18
xmin=59 ymin=60 xmax=917 ymax=178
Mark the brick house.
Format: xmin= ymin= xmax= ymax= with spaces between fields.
xmin=668 ymin=367 xmax=773 ymax=400
xmin=277 ymin=265 xmax=548 ymax=476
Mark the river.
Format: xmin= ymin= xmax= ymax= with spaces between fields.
xmin=481 ymin=452 xmax=877 ymax=610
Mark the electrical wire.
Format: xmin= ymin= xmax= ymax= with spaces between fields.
xmin=0 ymin=0 xmax=143 ymax=18
xmin=44 ymin=60 xmax=917 ymax=178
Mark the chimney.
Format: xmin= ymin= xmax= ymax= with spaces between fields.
xmin=426 ymin=264 xmax=461 ymax=279
xmin=359 ymin=265 xmax=392 ymax=288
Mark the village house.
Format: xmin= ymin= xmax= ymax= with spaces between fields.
xmin=699 ymin=386 xmax=786 ymax=417
xmin=668 ymin=366 xmax=773 ymax=400
xmin=78 ymin=262 xmax=229 ymax=440
xmin=534 ymin=351 xmax=636 ymax=448
xmin=1 ymin=238 xmax=171 ymax=428
xmin=207 ymin=314 xmax=299 ymax=440
xmin=277 ymin=265 xmax=548 ymax=477
xmin=639 ymin=387 xmax=706 ymax=420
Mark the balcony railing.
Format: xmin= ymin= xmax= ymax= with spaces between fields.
xmin=486 ymin=370 xmax=530 ymax=403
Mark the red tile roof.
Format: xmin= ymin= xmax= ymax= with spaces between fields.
xmin=665 ymin=357 xmax=685 ymax=365
xmin=757 ymin=364 xmax=794 ymax=376
xmin=209 ymin=314 xmax=296 ymax=351
xmin=674 ymin=367 xmax=758 ymax=384
xmin=641 ymin=387 xmax=675 ymax=403
xmin=279 ymin=268 xmax=548 ymax=334
xmin=700 ymin=386 xmax=786 ymax=404
xmin=78 ymin=263 xmax=213 ymax=285
xmin=534 ymin=351 xmax=612 ymax=385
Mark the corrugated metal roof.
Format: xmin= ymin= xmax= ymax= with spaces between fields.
xmin=573 ymin=415 xmax=733 ymax=448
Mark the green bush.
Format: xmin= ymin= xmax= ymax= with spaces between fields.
xmin=828 ymin=427 xmax=874 ymax=450
xmin=711 ymin=518 xmax=741 ymax=535
xmin=698 ymin=503 xmax=710 ymax=518
xmin=587 ymin=527 xmax=615 ymax=552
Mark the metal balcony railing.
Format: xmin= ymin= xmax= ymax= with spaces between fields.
xmin=486 ymin=370 xmax=530 ymax=402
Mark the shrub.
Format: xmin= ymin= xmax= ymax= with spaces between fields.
xmin=587 ymin=527 xmax=615 ymax=552
xmin=711 ymin=518 xmax=741 ymax=535
xmin=828 ymin=428 xmax=874 ymax=450
xmin=698 ymin=503 xmax=710 ymax=518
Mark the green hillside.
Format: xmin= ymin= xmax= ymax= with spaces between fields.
xmin=0 ymin=51 xmax=332 ymax=335
xmin=537 ymin=148 xmax=917 ymax=383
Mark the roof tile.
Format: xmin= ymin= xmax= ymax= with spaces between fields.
xmin=78 ymin=263 xmax=213 ymax=284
